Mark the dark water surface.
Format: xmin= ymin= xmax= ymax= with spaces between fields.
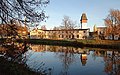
xmin=22 ymin=45 xmax=120 ymax=75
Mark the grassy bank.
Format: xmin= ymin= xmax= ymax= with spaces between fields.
xmin=27 ymin=39 xmax=84 ymax=48
xmin=77 ymin=39 xmax=120 ymax=49
xmin=20 ymin=39 xmax=120 ymax=49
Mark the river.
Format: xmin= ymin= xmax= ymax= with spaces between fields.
xmin=21 ymin=44 xmax=120 ymax=75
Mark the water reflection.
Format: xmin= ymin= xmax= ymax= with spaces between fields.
xmin=23 ymin=45 xmax=120 ymax=75
xmin=0 ymin=44 xmax=120 ymax=75
xmin=0 ymin=44 xmax=51 ymax=75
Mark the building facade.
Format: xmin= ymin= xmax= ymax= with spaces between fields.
xmin=30 ymin=13 xmax=90 ymax=40
xmin=30 ymin=29 xmax=90 ymax=40
xmin=93 ymin=25 xmax=120 ymax=40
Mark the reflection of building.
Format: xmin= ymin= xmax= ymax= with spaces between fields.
xmin=29 ymin=45 xmax=90 ymax=54
xmin=30 ymin=45 xmax=46 ymax=52
xmin=30 ymin=13 xmax=90 ymax=40
xmin=93 ymin=50 xmax=106 ymax=57
xmin=81 ymin=53 xmax=87 ymax=66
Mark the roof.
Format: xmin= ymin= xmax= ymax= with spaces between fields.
xmin=44 ymin=29 xmax=89 ymax=31
xmin=80 ymin=13 xmax=88 ymax=21
xmin=97 ymin=27 xmax=107 ymax=29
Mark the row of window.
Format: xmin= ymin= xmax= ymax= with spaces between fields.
xmin=31 ymin=34 xmax=87 ymax=39
xmin=47 ymin=31 xmax=86 ymax=34
xmin=47 ymin=35 xmax=80 ymax=39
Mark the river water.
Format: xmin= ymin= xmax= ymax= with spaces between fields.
xmin=21 ymin=44 xmax=120 ymax=75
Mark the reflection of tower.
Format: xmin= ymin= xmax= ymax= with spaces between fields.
xmin=80 ymin=13 xmax=88 ymax=29
xmin=81 ymin=53 xmax=87 ymax=66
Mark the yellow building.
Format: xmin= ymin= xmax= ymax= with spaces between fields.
xmin=30 ymin=13 xmax=90 ymax=40
xmin=30 ymin=29 xmax=90 ymax=40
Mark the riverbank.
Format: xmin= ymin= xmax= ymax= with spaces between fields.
xmin=1 ymin=38 xmax=120 ymax=49
xmin=23 ymin=39 xmax=120 ymax=49
xmin=0 ymin=57 xmax=38 ymax=75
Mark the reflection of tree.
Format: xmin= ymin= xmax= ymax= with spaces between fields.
xmin=104 ymin=51 xmax=120 ymax=75
xmin=56 ymin=47 xmax=75 ymax=75
xmin=22 ymin=49 xmax=53 ymax=75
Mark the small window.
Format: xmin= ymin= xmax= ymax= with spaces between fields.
xmin=72 ymin=35 xmax=74 ymax=39
xmin=83 ymin=31 xmax=86 ymax=33
xmin=69 ymin=35 xmax=71 ymax=38
xmin=59 ymin=35 xmax=61 ymax=38
xmin=62 ymin=35 xmax=64 ymax=38
xmin=77 ymin=35 xmax=79 ymax=38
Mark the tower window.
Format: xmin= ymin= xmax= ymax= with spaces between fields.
xmin=83 ymin=31 xmax=86 ymax=33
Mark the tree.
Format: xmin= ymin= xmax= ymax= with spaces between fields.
xmin=41 ymin=25 xmax=47 ymax=30
xmin=61 ymin=16 xmax=77 ymax=30
xmin=104 ymin=9 xmax=120 ymax=40
xmin=0 ymin=0 xmax=49 ymax=24
xmin=0 ymin=0 xmax=49 ymax=40
xmin=0 ymin=0 xmax=50 ymax=54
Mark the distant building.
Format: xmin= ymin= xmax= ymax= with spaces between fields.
xmin=93 ymin=25 xmax=120 ymax=40
xmin=30 ymin=13 xmax=90 ymax=40
xmin=30 ymin=29 xmax=89 ymax=40
xmin=30 ymin=29 xmax=45 ymax=39
xmin=0 ymin=24 xmax=28 ymax=39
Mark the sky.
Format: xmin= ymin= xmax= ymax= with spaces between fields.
xmin=39 ymin=0 xmax=120 ymax=31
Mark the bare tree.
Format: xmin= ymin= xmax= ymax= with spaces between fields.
xmin=61 ymin=16 xmax=77 ymax=30
xmin=0 ymin=0 xmax=50 ymax=24
xmin=41 ymin=25 xmax=47 ymax=30
xmin=0 ymin=0 xmax=50 ymax=53
xmin=104 ymin=9 xmax=120 ymax=40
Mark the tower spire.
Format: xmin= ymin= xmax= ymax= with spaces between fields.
xmin=80 ymin=13 xmax=88 ymax=29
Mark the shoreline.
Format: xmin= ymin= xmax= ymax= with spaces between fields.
xmin=21 ymin=39 xmax=120 ymax=49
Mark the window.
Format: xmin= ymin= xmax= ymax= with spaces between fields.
xmin=38 ymin=32 xmax=41 ymax=34
xmin=69 ymin=35 xmax=71 ymax=38
xmin=59 ymin=35 xmax=61 ymax=38
xmin=83 ymin=31 xmax=86 ymax=33
xmin=72 ymin=35 xmax=74 ymax=39
xmin=77 ymin=35 xmax=79 ymax=38
xmin=62 ymin=35 xmax=64 ymax=38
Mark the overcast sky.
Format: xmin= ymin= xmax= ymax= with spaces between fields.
xmin=39 ymin=0 xmax=120 ymax=31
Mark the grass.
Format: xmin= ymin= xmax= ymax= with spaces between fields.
xmin=26 ymin=39 xmax=84 ymax=48
xmin=77 ymin=39 xmax=120 ymax=49
xmin=1 ymin=38 xmax=120 ymax=49
xmin=17 ymin=39 xmax=120 ymax=49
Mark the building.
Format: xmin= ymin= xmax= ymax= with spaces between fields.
xmin=80 ymin=13 xmax=88 ymax=29
xmin=30 ymin=29 xmax=45 ymax=39
xmin=93 ymin=25 xmax=120 ymax=40
xmin=30 ymin=13 xmax=90 ymax=40
xmin=0 ymin=24 xmax=28 ymax=39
